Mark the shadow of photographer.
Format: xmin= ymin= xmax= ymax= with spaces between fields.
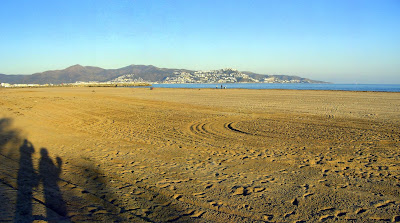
xmin=13 ymin=141 xmax=69 ymax=222
xmin=39 ymin=148 xmax=68 ymax=221
xmin=14 ymin=140 xmax=38 ymax=222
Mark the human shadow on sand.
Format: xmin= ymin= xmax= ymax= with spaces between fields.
xmin=1 ymin=118 xmax=190 ymax=222
xmin=14 ymin=140 xmax=38 ymax=222
xmin=0 ymin=118 xmax=68 ymax=222
xmin=13 ymin=142 xmax=69 ymax=222
xmin=38 ymin=148 xmax=68 ymax=221
xmin=0 ymin=118 xmax=23 ymax=221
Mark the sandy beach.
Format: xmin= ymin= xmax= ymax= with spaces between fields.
xmin=1 ymin=87 xmax=399 ymax=222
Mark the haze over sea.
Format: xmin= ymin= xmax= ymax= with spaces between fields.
xmin=151 ymin=83 xmax=400 ymax=92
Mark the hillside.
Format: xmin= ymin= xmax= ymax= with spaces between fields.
xmin=0 ymin=65 xmax=327 ymax=84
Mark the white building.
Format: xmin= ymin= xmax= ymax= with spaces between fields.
xmin=1 ymin=83 xmax=11 ymax=87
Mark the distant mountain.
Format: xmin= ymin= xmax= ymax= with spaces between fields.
xmin=0 ymin=65 xmax=328 ymax=84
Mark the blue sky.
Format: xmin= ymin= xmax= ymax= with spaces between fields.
xmin=0 ymin=0 xmax=399 ymax=83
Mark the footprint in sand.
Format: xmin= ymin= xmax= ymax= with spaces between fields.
xmin=319 ymin=207 xmax=335 ymax=212
xmin=253 ymin=187 xmax=265 ymax=193
xmin=166 ymin=215 xmax=181 ymax=222
xmin=334 ymin=211 xmax=347 ymax=217
xmin=301 ymin=184 xmax=309 ymax=190
xmin=132 ymin=190 xmax=143 ymax=195
xmin=374 ymin=200 xmax=394 ymax=208
xmin=392 ymin=215 xmax=400 ymax=222
xmin=284 ymin=210 xmax=295 ymax=218
xmin=232 ymin=187 xmax=248 ymax=196
xmin=157 ymin=183 xmax=170 ymax=188
xmin=161 ymin=201 xmax=172 ymax=207
xmin=355 ymin=208 xmax=367 ymax=214
xmin=140 ymin=208 xmax=152 ymax=217
xmin=190 ymin=210 xmax=205 ymax=218
xmin=172 ymin=194 xmax=182 ymax=200
xmin=204 ymin=184 xmax=213 ymax=189
xmin=303 ymin=192 xmax=314 ymax=198
xmin=369 ymin=216 xmax=391 ymax=221
xmin=208 ymin=201 xmax=218 ymax=207
xmin=319 ymin=215 xmax=334 ymax=222
xmin=86 ymin=206 xmax=99 ymax=213
xmin=193 ymin=192 xmax=206 ymax=198
xmin=263 ymin=214 xmax=273 ymax=221
xmin=183 ymin=209 xmax=195 ymax=216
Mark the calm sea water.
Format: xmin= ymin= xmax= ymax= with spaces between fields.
xmin=150 ymin=83 xmax=400 ymax=92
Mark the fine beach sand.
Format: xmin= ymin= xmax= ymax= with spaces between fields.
xmin=1 ymin=87 xmax=400 ymax=222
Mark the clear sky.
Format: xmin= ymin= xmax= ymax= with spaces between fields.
xmin=0 ymin=0 xmax=399 ymax=83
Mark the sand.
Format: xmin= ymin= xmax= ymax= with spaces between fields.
xmin=0 ymin=87 xmax=399 ymax=222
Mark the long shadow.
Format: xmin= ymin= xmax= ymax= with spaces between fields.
xmin=0 ymin=118 xmax=22 ymax=222
xmin=72 ymin=162 xmax=127 ymax=222
xmin=1 ymin=118 xmax=190 ymax=222
xmin=73 ymin=158 xmax=194 ymax=222
xmin=14 ymin=140 xmax=38 ymax=222
xmin=38 ymin=148 xmax=68 ymax=221
xmin=1 ymin=118 xmax=69 ymax=222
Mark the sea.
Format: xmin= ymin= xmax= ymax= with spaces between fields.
xmin=147 ymin=83 xmax=400 ymax=92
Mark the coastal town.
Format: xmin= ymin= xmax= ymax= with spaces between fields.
xmin=164 ymin=68 xmax=257 ymax=83
xmin=162 ymin=68 xmax=306 ymax=84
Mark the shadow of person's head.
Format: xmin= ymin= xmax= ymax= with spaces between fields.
xmin=40 ymin=148 xmax=48 ymax=157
